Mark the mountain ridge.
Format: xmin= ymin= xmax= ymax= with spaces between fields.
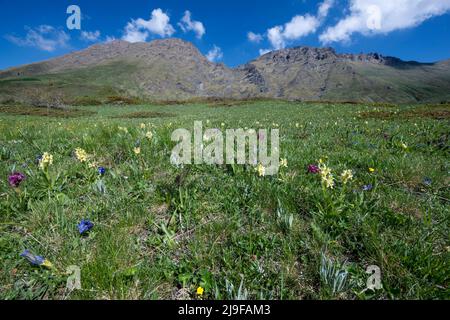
xmin=1 ymin=38 xmax=449 ymax=103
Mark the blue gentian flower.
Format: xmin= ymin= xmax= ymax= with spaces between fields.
xmin=78 ymin=219 xmax=94 ymax=235
xmin=98 ymin=167 xmax=106 ymax=175
xmin=20 ymin=250 xmax=53 ymax=268
xmin=20 ymin=250 xmax=45 ymax=266
xmin=362 ymin=184 xmax=373 ymax=191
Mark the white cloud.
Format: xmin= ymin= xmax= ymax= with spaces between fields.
xmin=178 ymin=11 xmax=205 ymax=39
xmin=122 ymin=8 xmax=175 ymax=43
xmin=80 ymin=30 xmax=101 ymax=42
xmin=318 ymin=0 xmax=335 ymax=19
xmin=248 ymin=31 xmax=263 ymax=43
xmin=104 ymin=36 xmax=117 ymax=43
xmin=320 ymin=0 xmax=450 ymax=44
xmin=206 ymin=45 xmax=223 ymax=62
xmin=264 ymin=0 xmax=334 ymax=50
xmin=5 ymin=25 xmax=70 ymax=51
xmin=267 ymin=14 xmax=320 ymax=49
xmin=259 ymin=48 xmax=271 ymax=56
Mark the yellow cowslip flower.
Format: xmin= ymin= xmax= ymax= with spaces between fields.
xmin=75 ymin=148 xmax=89 ymax=163
xmin=134 ymin=147 xmax=141 ymax=155
xmin=39 ymin=152 xmax=53 ymax=170
xmin=319 ymin=165 xmax=332 ymax=178
xmin=196 ymin=287 xmax=204 ymax=296
xmin=146 ymin=131 xmax=153 ymax=140
xmin=322 ymin=174 xmax=335 ymax=189
xmin=118 ymin=126 xmax=128 ymax=134
xmin=140 ymin=123 xmax=146 ymax=129
xmin=341 ymin=169 xmax=353 ymax=184
xmin=280 ymin=158 xmax=288 ymax=168
xmin=369 ymin=167 xmax=376 ymax=173
xmin=256 ymin=164 xmax=266 ymax=177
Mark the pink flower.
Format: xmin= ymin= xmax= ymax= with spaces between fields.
xmin=307 ymin=165 xmax=320 ymax=174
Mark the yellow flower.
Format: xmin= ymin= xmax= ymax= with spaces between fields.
xmin=41 ymin=259 xmax=53 ymax=269
xmin=74 ymin=148 xmax=89 ymax=163
xmin=369 ymin=167 xmax=375 ymax=173
xmin=118 ymin=126 xmax=128 ymax=134
xmin=145 ymin=131 xmax=153 ymax=140
xmin=341 ymin=169 xmax=353 ymax=184
xmin=196 ymin=287 xmax=204 ymax=296
xmin=256 ymin=164 xmax=266 ymax=177
xmin=280 ymin=158 xmax=288 ymax=168
xmin=401 ymin=142 xmax=408 ymax=150
xmin=140 ymin=123 xmax=146 ymax=129
xmin=39 ymin=152 xmax=53 ymax=170
xmin=319 ymin=164 xmax=332 ymax=178
xmin=322 ymin=174 xmax=335 ymax=189
xmin=134 ymin=147 xmax=141 ymax=155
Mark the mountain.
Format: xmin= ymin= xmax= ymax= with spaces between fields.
xmin=1 ymin=38 xmax=449 ymax=104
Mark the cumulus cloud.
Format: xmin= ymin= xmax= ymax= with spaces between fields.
xmin=320 ymin=0 xmax=450 ymax=44
xmin=248 ymin=31 xmax=263 ymax=43
xmin=122 ymin=8 xmax=175 ymax=43
xmin=318 ymin=0 xmax=335 ymax=19
xmin=264 ymin=0 xmax=334 ymax=50
xmin=178 ymin=11 xmax=205 ymax=39
xmin=80 ymin=30 xmax=101 ymax=42
xmin=206 ymin=45 xmax=223 ymax=62
xmin=5 ymin=25 xmax=70 ymax=52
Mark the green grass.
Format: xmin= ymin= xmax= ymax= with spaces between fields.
xmin=0 ymin=101 xmax=448 ymax=300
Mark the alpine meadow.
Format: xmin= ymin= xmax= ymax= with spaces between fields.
xmin=0 ymin=0 xmax=449 ymax=302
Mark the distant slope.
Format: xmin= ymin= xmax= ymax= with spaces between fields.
xmin=241 ymin=47 xmax=450 ymax=103
xmin=0 ymin=39 xmax=449 ymax=103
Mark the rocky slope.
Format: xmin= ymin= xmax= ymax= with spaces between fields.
xmin=1 ymin=38 xmax=449 ymax=103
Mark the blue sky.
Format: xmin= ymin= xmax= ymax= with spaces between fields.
xmin=1 ymin=0 xmax=450 ymax=69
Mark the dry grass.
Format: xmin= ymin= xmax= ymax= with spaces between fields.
xmin=111 ymin=111 xmax=176 ymax=119
xmin=0 ymin=105 xmax=96 ymax=118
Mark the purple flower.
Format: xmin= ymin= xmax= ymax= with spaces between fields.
xmin=78 ymin=219 xmax=94 ymax=235
xmin=8 ymin=172 xmax=26 ymax=187
xmin=307 ymin=164 xmax=320 ymax=174
xmin=362 ymin=184 xmax=373 ymax=191
xmin=98 ymin=167 xmax=106 ymax=175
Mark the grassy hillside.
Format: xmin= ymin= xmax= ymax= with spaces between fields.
xmin=1 ymin=40 xmax=449 ymax=104
xmin=0 ymin=101 xmax=448 ymax=299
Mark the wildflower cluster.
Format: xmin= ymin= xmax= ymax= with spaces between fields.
xmin=39 ymin=152 xmax=53 ymax=170
xmin=74 ymin=148 xmax=89 ymax=163
xmin=319 ymin=163 xmax=335 ymax=189
xmin=8 ymin=172 xmax=26 ymax=187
